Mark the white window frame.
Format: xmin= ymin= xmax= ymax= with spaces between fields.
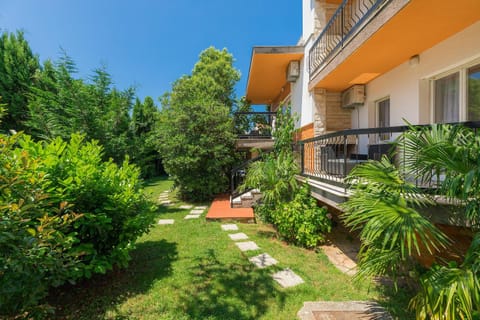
xmin=430 ymin=58 xmax=480 ymax=123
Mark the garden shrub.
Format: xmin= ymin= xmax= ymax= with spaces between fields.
xmin=0 ymin=132 xmax=156 ymax=316
xmin=274 ymin=184 xmax=331 ymax=248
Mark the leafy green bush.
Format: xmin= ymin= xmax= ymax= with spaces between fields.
xmin=275 ymin=184 xmax=331 ymax=248
xmin=245 ymin=151 xmax=299 ymax=223
xmin=0 ymin=132 xmax=155 ymax=316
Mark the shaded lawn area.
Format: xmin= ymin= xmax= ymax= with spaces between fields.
xmin=47 ymin=176 xmax=414 ymax=319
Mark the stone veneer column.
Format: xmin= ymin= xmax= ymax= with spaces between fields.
xmin=314 ymin=1 xmax=341 ymax=38
xmin=313 ymin=88 xmax=327 ymax=136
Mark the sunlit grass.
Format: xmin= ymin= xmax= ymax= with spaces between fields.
xmin=48 ymin=176 xmax=413 ymax=319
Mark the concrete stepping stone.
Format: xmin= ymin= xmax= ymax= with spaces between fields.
xmin=272 ymin=269 xmax=304 ymax=288
xmin=235 ymin=241 xmax=260 ymax=252
xmin=249 ymin=253 xmax=278 ymax=268
xmin=194 ymin=206 xmax=208 ymax=210
xmin=221 ymin=224 xmax=239 ymax=231
xmin=228 ymin=233 xmax=249 ymax=241
xmin=184 ymin=215 xmax=200 ymax=219
xmin=160 ymin=200 xmax=171 ymax=204
xmin=179 ymin=205 xmax=193 ymax=209
xmin=158 ymin=219 xmax=175 ymax=225
xmin=190 ymin=209 xmax=204 ymax=215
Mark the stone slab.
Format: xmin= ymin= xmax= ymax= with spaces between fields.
xmin=228 ymin=233 xmax=249 ymax=241
xmin=249 ymin=253 xmax=278 ymax=268
xmin=179 ymin=205 xmax=193 ymax=209
xmin=221 ymin=224 xmax=238 ymax=231
xmin=184 ymin=215 xmax=200 ymax=219
xmin=160 ymin=200 xmax=171 ymax=205
xmin=272 ymin=269 xmax=304 ymax=288
xmin=235 ymin=241 xmax=260 ymax=252
xmin=297 ymin=301 xmax=392 ymax=320
xmin=158 ymin=219 xmax=175 ymax=225
xmin=194 ymin=206 xmax=208 ymax=210
xmin=190 ymin=209 xmax=204 ymax=215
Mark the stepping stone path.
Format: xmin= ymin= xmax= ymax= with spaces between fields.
xmin=249 ymin=253 xmax=278 ymax=268
xmin=194 ymin=206 xmax=208 ymax=210
xmin=179 ymin=205 xmax=193 ymax=209
xmin=221 ymin=224 xmax=239 ymax=231
xmin=190 ymin=209 xmax=204 ymax=215
xmin=158 ymin=219 xmax=175 ymax=225
xmin=221 ymin=223 xmax=304 ymax=288
xmin=235 ymin=241 xmax=260 ymax=252
xmin=272 ymin=269 xmax=305 ymax=288
xmin=228 ymin=233 xmax=249 ymax=241
xmin=184 ymin=215 xmax=200 ymax=219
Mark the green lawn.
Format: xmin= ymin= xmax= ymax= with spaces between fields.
xmin=48 ymin=176 xmax=413 ymax=319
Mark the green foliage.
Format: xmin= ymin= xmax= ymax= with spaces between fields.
xmin=275 ymin=184 xmax=331 ymax=248
xmin=242 ymin=105 xmax=299 ymax=222
xmin=410 ymin=233 xmax=480 ymax=319
xmin=399 ymin=124 xmax=480 ymax=319
xmin=0 ymin=132 xmax=155 ymax=316
xmin=400 ymin=124 xmax=480 ymax=228
xmin=130 ymin=97 xmax=163 ymax=178
xmin=27 ymin=59 xmax=136 ymax=163
xmin=243 ymin=152 xmax=299 ymax=211
xmin=342 ymin=157 xmax=450 ymax=281
xmin=0 ymin=31 xmax=40 ymax=132
xmin=241 ymin=106 xmax=331 ymax=247
xmin=156 ymin=47 xmax=240 ymax=200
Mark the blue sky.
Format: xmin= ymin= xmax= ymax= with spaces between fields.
xmin=0 ymin=0 xmax=302 ymax=103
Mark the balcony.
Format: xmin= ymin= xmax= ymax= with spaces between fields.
xmin=234 ymin=111 xmax=276 ymax=151
xmin=297 ymin=121 xmax=480 ymax=204
xmin=308 ymin=0 xmax=480 ymax=91
xmin=309 ymin=0 xmax=388 ymax=79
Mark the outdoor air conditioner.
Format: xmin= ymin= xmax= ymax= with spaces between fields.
xmin=286 ymin=60 xmax=300 ymax=82
xmin=341 ymin=84 xmax=365 ymax=108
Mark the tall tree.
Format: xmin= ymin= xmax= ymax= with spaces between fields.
xmin=131 ymin=96 xmax=162 ymax=177
xmin=0 ymin=31 xmax=39 ymax=132
xmin=157 ymin=47 xmax=240 ymax=200
xmin=27 ymin=55 xmax=135 ymax=163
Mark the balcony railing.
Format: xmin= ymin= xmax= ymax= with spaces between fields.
xmin=298 ymin=121 xmax=480 ymax=186
xmin=309 ymin=0 xmax=388 ymax=78
xmin=234 ymin=111 xmax=276 ymax=139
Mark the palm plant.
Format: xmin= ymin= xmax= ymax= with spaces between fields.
xmin=400 ymin=124 xmax=480 ymax=227
xmin=400 ymin=124 xmax=480 ymax=319
xmin=341 ymin=157 xmax=450 ymax=282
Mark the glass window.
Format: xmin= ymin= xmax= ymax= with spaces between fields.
xmin=434 ymin=72 xmax=459 ymax=123
xmin=378 ymin=98 xmax=390 ymax=127
xmin=468 ymin=65 xmax=480 ymax=121
xmin=377 ymin=98 xmax=390 ymax=140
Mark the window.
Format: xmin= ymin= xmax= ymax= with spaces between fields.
xmin=377 ymin=97 xmax=390 ymax=140
xmin=468 ymin=65 xmax=480 ymax=120
xmin=432 ymin=62 xmax=480 ymax=123
xmin=434 ymin=72 xmax=459 ymax=123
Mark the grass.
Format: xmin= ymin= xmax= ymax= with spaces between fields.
xmin=47 ymin=176 xmax=414 ymax=319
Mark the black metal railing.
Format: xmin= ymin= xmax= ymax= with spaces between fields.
xmin=309 ymin=0 xmax=388 ymax=77
xmin=234 ymin=111 xmax=276 ymax=139
xmin=298 ymin=121 xmax=480 ymax=186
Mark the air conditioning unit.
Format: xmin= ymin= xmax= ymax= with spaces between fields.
xmin=341 ymin=85 xmax=365 ymax=108
xmin=286 ymin=60 xmax=300 ymax=82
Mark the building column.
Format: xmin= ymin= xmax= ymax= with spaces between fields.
xmin=313 ymin=88 xmax=327 ymax=136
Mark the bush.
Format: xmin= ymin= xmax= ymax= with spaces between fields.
xmin=274 ymin=184 xmax=331 ymax=248
xmin=0 ymin=133 xmax=156 ymax=316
